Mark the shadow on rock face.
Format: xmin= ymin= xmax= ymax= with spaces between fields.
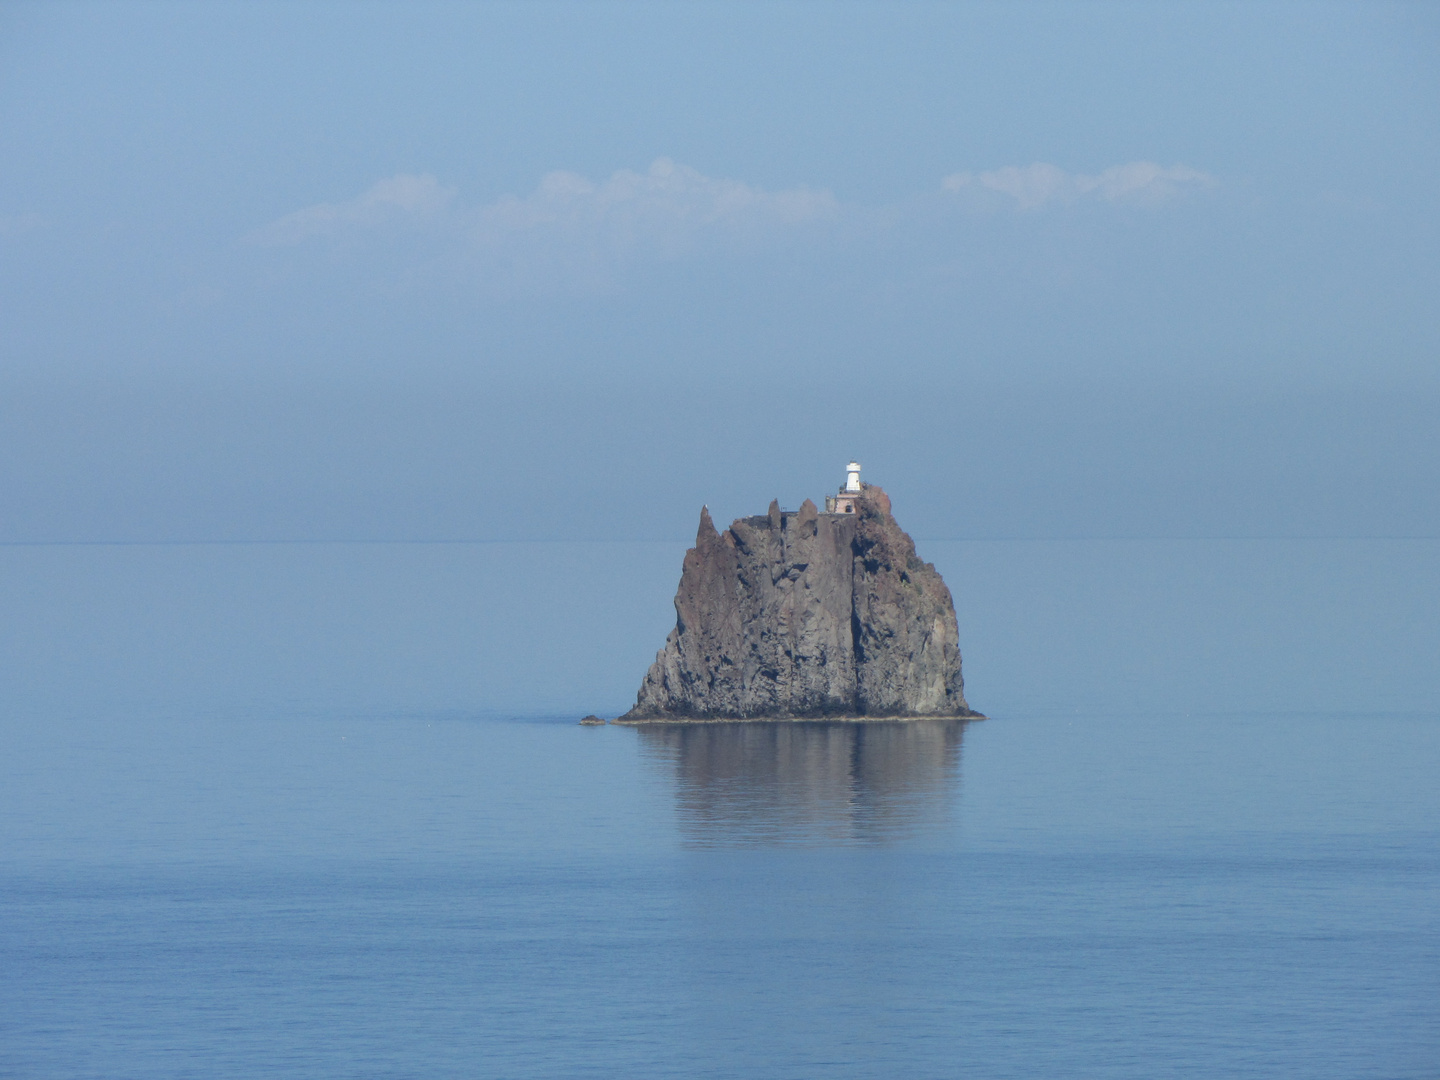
xmin=635 ymin=719 xmax=971 ymax=847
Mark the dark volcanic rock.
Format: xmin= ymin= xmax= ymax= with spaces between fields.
xmin=622 ymin=485 xmax=978 ymax=720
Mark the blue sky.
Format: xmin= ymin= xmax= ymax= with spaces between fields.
xmin=1 ymin=2 xmax=1437 ymax=542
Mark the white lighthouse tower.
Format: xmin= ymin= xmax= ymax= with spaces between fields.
xmin=826 ymin=460 xmax=864 ymax=514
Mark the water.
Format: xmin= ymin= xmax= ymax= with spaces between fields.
xmin=1 ymin=540 xmax=1437 ymax=1077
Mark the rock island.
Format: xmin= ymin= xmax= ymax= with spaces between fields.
xmin=615 ymin=462 xmax=982 ymax=723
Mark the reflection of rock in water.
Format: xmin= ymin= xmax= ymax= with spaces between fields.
xmin=636 ymin=720 xmax=969 ymax=846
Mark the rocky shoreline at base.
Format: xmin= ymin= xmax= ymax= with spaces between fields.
xmin=601 ymin=711 xmax=986 ymax=726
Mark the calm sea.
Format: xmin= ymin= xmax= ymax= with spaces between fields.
xmin=1 ymin=539 xmax=1436 ymax=1078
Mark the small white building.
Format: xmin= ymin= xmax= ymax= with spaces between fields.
xmin=824 ymin=461 xmax=864 ymax=514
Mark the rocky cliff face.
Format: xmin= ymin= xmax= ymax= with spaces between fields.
xmin=623 ymin=485 xmax=978 ymax=720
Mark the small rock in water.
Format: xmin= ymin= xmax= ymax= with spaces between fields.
xmin=621 ymin=466 xmax=981 ymax=722
xmin=578 ymin=715 xmax=607 ymax=726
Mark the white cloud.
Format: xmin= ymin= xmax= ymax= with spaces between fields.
xmin=943 ymin=161 xmax=1215 ymax=209
xmin=243 ymin=158 xmax=1206 ymax=295
xmin=250 ymin=159 xmax=837 ymax=261
xmin=248 ymin=174 xmax=456 ymax=246
xmin=474 ymin=158 xmax=837 ymax=256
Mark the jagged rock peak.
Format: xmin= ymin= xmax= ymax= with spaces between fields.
xmin=697 ymin=504 xmax=719 ymax=546
xmin=622 ymin=474 xmax=980 ymax=722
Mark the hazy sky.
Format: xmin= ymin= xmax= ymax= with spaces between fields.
xmin=2 ymin=2 xmax=1437 ymax=542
